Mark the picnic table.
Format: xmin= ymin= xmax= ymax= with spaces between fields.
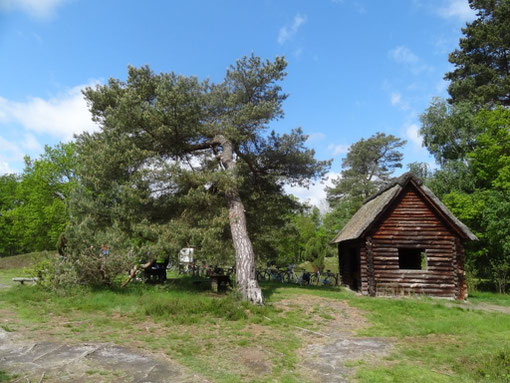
xmin=209 ymin=274 xmax=231 ymax=292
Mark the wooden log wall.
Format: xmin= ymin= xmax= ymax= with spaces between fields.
xmin=370 ymin=185 xmax=459 ymax=299
xmin=360 ymin=244 xmax=368 ymax=295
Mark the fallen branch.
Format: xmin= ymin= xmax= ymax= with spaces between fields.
xmin=262 ymin=316 xmax=327 ymax=337
xmin=431 ymin=369 xmax=454 ymax=377
xmin=37 ymin=373 xmax=45 ymax=383
xmin=290 ymin=325 xmax=327 ymax=337
xmin=10 ymin=376 xmax=27 ymax=383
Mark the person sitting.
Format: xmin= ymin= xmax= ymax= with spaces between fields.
xmin=100 ymin=244 xmax=110 ymax=256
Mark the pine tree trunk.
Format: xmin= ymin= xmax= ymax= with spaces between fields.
xmin=216 ymin=135 xmax=264 ymax=305
xmin=226 ymin=189 xmax=264 ymax=305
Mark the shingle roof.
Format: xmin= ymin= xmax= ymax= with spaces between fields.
xmin=330 ymin=173 xmax=478 ymax=244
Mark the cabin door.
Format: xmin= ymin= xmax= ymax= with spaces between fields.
xmin=349 ymin=247 xmax=361 ymax=291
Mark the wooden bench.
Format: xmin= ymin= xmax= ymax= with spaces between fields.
xmin=12 ymin=277 xmax=38 ymax=285
xmin=209 ymin=274 xmax=231 ymax=292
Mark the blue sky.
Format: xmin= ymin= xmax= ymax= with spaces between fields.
xmin=0 ymin=0 xmax=475 ymax=207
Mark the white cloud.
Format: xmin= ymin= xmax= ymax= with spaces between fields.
xmin=0 ymin=135 xmax=21 ymax=154
xmin=390 ymin=91 xmax=410 ymax=111
xmin=388 ymin=45 xmax=432 ymax=75
xmin=306 ymin=132 xmax=326 ymax=143
xmin=0 ymin=135 xmax=24 ymax=175
xmin=389 ymin=45 xmax=419 ymax=65
xmin=405 ymin=123 xmax=423 ymax=147
xmin=390 ymin=92 xmax=401 ymax=106
xmin=0 ymin=82 xmax=99 ymax=141
xmin=0 ymin=161 xmax=14 ymax=175
xmin=21 ymin=133 xmax=42 ymax=152
xmin=284 ymin=171 xmax=339 ymax=212
xmin=278 ymin=13 xmax=307 ymax=45
xmin=328 ymin=143 xmax=349 ymax=156
xmin=0 ymin=0 xmax=68 ymax=20
xmin=437 ymin=0 xmax=476 ymax=21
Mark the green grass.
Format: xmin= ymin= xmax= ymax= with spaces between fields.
xmin=0 ymin=252 xmax=47 ymax=269
xmin=0 ymin=370 xmax=17 ymax=382
xmin=299 ymin=256 xmax=339 ymax=273
xmin=291 ymin=289 xmax=510 ymax=383
xmin=0 ymin=278 xmax=329 ymax=383
xmin=0 ymin=253 xmax=509 ymax=382
xmin=0 ymin=268 xmax=30 ymax=286
xmin=468 ymin=291 xmax=510 ymax=306
xmin=0 ymin=252 xmax=44 ymax=286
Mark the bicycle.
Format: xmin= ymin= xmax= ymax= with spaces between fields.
xmin=283 ymin=264 xmax=298 ymax=284
xmin=309 ymin=270 xmax=321 ymax=285
xmin=256 ymin=268 xmax=268 ymax=281
xmin=267 ymin=268 xmax=284 ymax=282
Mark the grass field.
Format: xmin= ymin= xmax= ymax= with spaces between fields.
xmin=0 ymin=252 xmax=42 ymax=286
xmin=299 ymin=256 xmax=339 ymax=273
xmin=0 ymin=253 xmax=509 ymax=382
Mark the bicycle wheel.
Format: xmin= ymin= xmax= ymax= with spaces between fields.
xmin=310 ymin=273 xmax=319 ymax=285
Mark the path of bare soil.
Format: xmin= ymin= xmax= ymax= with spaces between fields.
xmin=446 ymin=301 xmax=510 ymax=315
xmin=276 ymin=295 xmax=392 ymax=383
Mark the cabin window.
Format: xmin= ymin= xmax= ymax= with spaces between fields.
xmin=398 ymin=248 xmax=427 ymax=270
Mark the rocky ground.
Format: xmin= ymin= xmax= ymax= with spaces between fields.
xmin=0 ymin=328 xmax=209 ymax=383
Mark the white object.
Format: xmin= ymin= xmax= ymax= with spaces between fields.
xmin=179 ymin=248 xmax=194 ymax=263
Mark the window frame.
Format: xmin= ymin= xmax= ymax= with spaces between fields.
xmin=397 ymin=248 xmax=428 ymax=271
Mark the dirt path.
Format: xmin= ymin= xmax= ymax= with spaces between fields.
xmin=0 ymin=328 xmax=209 ymax=383
xmin=444 ymin=301 xmax=510 ymax=315
xmin=276 ymin=296 xmax=392 ymax=383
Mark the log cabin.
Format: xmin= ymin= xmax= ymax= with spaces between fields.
xmin=331 ymin=173 xmax=477 ymax=300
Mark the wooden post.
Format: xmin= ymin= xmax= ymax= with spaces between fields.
xmin=455 ymin=238 xmax=467 ymax=300
xmin=366 ymin=236 xmax=376 ymax=297
xmin=452 ymin=239 xmax=459 ymax=299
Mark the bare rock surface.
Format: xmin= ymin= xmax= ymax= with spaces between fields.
xmin=278 ymin=296 xmax=392 ymax=383
xmin=0 ymin=328 xmax=209 ymax=383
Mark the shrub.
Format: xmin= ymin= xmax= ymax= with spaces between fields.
xmin=32 ymin=247 xmax=135 ymax=289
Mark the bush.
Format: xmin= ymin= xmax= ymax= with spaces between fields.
xmin=490 ymin=259 xmax=509 ymax=294
xmin=465 ymin=269 xmax=480 ymax=293
xmin=32 ymin=247 xmax=135 ymax=289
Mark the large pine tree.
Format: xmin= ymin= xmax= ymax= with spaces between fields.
xmin=445 ymin=0 xmax=510 ymax=106
xmin=75 ymin=56 xmax=329 ymax=304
